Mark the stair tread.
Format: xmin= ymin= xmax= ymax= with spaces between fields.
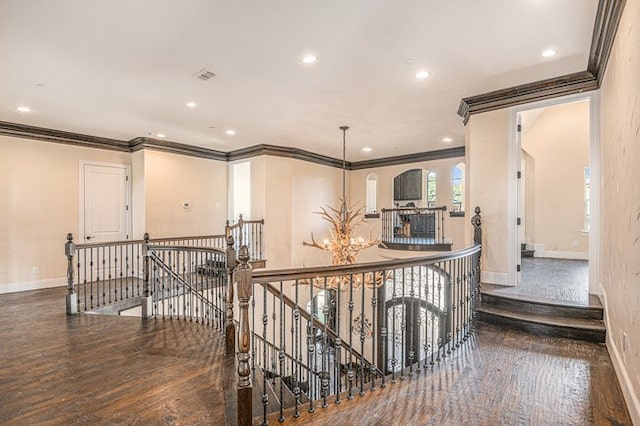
xmin=478 ymin=305 xmax=605 ymax=331
xmin=481 ymin=286 xmax=603 ymax=310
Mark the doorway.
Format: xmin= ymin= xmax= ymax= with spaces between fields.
xmin=80 ymin=161 xmax=131 ymax=243
xmin=511 ymin=94 xmax=597 ymax=301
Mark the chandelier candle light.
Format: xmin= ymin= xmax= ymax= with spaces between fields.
xmin=302 ymin=126 xmax=387 ymax=290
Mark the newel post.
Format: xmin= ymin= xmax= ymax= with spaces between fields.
xmin=225 ymin=235 xmax=237 ymax=355
xmin=234 ymin=245 xmax=253 ymax=426
xmin=471 ymin=206 xmax=482 ymax=246
xmin=141 ymin=232 xmax=153 ymax=319
xmin=65 ymin=233 xmax=77 ymax=315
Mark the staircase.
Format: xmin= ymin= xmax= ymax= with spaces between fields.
xmin=521 ymin=243 xmax=535 ymax=258
xmin=477 ymin=287 xmax=605 ymax=343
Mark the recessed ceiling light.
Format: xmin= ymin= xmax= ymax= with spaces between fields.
xmin=300 ymin=54 xmax=318 ymax=64
xmin=541 ymin=49 xmax=556 ymax=58
xmin=16 ymin=105 xmax=31 ymax=112
xmin=442 ymin=137 xmax=453 ymax=143
xmin=225 ymin=129 xmax=236 ymax=135
xmin=404 ymin=58 xmax=416 ymax=65
xmin=362 ymin=146 xmax=373 ymax=152
xmin=413 ymin=70 xmax=430 ymax=80
xmin=156 ymin=133 xmax=166 ymax=138
xmin=186 ymin=101 xmax=197 ymax=108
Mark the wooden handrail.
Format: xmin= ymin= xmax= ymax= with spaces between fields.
xmin=74 ymin=234 xmax=226 ymax=249
xmin=381 ymin=206 xmax=447 ymax=212
xmin=252 ymin=245 xmax=481 ymax=283
xmin=146 ymin=244 xmax=226 ymax=256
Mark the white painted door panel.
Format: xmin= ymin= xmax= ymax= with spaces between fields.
xmin=84 ymin=164 xmax=129 ymax=243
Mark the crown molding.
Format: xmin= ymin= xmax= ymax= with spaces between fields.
xmin=0 ymin=120 xmax=462 ymax=170
xmin=0 ymin=120 xmax=130 ymax=151
xmin=457 ymin=71 xmax=598 ymax=124
xmin=457 ymin=0 xmax=626 ymax=124
xmin=350 ymin=146 xmax=465 ymax=170
xmin=129 ymin=137 xmax=227 ymax=161
xmin=588 ymin=0 xmax=626 ymax=85
xmin=227 ymin=144 xmax=346 ymax=168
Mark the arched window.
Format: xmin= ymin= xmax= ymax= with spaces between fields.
xmin=365 ymin=173 xmax=378 ymax=214
xmin=452 ymin=163 xmax=465 ymax=212
xmin=426 ymin=171 xmax=437 ymax=206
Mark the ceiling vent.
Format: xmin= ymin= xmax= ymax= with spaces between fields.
xmin=192 ymin=68 xmax=216 ymax=81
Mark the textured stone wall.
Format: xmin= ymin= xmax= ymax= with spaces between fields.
xmin=599 ymin=0 xmax=640 ymax=421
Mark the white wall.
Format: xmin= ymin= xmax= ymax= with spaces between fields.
xmin=599 ymin=0 xmax=640 ymax=421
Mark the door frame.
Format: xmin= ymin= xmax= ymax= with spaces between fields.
xmin=78 ymin=160 xmax=132 ymax=243
xmin=508 ymin=91 xmax=600 ymax=294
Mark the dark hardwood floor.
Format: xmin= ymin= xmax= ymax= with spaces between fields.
xmin=492 ymin=257 xmax=593 ymax=306
xmin=0 ymin=287 xmax=632 ymax=425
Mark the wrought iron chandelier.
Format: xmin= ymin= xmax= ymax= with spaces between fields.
xmin=302 ymin=126 xmax=385 ymax=290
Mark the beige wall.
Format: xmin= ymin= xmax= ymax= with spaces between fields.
xmin=0 ymin=137 xmax=229 ymax=292
xmin=0 ymin=135 xmax=131 ymax=290
xmin=143 ymin=150 xmax=227 ymax=237
xmin=599 ymin=0 xmax=640 ymax=421
xmin=254 ymin=156 xmax=343 ymax=269
xmin=522 ymin=101 xmax=590 ymax=256
xmin=466 ymin=109 xmax=512 ymax=285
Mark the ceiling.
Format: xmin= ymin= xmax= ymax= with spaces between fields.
xmin=0 ymin=0 xmax=598 ymax=161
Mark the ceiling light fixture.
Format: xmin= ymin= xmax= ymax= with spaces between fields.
xmin=16 ymin=106 xmax=31 ymax=112
xmin=442 ymin=137 xmax=453 ymax=143
xmin=413 ymin=70 xmax=430 ymax=79
xmin=541 ymin=49 xmax=556 ymax=58
xmin=186 ymin=101 xmax=197 ymax=108
xmin=302 ymin=126 xmax=385 ymax=290
xmin=225 ymin=129 xmax=236 ymax=135
xmin=300 ymin=54 xmax=318 ymax=64
xmin=362 ymin=146 xmax=373 ymax=152
xmin=156 ymin=133 xmax=166 ymax=138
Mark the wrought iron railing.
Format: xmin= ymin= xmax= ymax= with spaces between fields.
xmin=232 ymin=208 xmax=482 ymax=425
xmin=380 ymin=206 xmax=449 ymax=249
xmin=226 ymin=214 xmax=265 ymax=263
xmin=65 ymin=216 xmax=264 ymax=314
xmin=146 ymin=244 xmax=228 ymax=327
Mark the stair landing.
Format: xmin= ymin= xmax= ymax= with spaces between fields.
xmin=479 ymin=284 xmax=605 ymax=343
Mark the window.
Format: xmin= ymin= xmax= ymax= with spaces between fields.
xmin=365 ymin=174 xmax=378 ymax=214
xmin=426 ymin=171 xmax=436 ymax=206
xmin=584 ymin=167 xmax=590 ymax=232
xmin=452 ymin=163 xmax=465 ymax=212
xmin=232 ymin=161 xmax=251 ymax=219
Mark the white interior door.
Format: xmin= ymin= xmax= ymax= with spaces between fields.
xmin=82 ymin=162 xmax=130 ymax=243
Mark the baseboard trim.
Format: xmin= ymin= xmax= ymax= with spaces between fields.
xmin=601 ymin=286 xmax=640 ymax=425
xmin=534 ymin=250 xmax=589 ymax=260
xmin=0 ymin=277 xmax=66 ymax=294
xmin=481 ymin=271 xmax=511 ymax=286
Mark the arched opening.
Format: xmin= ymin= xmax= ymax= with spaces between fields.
xmin=384 ymin=265 xmax=450 ymax=372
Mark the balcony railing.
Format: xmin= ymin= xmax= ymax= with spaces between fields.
xmin=380 ymin=206 xmax=450 ymax=251
xmin=232 ymin=207 xmax=483 ymax=425
xmin=64 ymin=216 xmax=264 ymax=314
